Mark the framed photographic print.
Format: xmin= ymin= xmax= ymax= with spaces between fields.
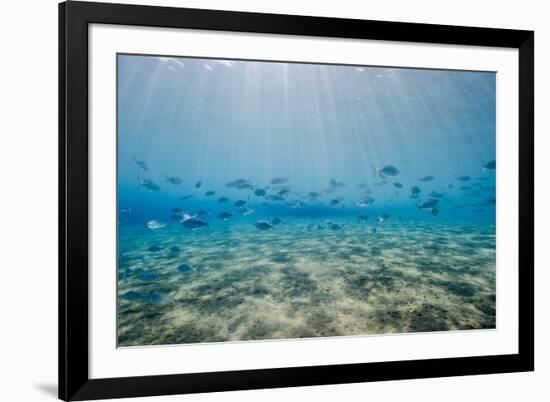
xmin=59 ymin=1 xmax=534 ymax=400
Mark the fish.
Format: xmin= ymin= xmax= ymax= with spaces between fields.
xmin=139 ymin=178 xmax=161 ymax=192
xmin=286 ymin=200 xmax=305 ymax=209
xmin=226 ymin=178 xmax=248 ymax=188
xmin=132 ymin=156 xmax=148 ymax=172
xmin=456 ymin=176 xmax=471 ymax=182
xmin=447 ymin=184 xmax=454 ymax=189
xmin=144 ymin=292 xmax=174 ymax=305
xmin=308 ymin=191 xmax=321 ymax=199
xmin=272 ymin=218 xmax=283 ymax=225
xmin=165 ymin=175 xmax=182 ymax=185
xmin=329 ymin=178 xmax=346 ymax=189
xmin=410 ymin=186 xmax=421 ymax=198
xmin=205 ymin=190 xmax=215 ymax=196
xmin=418 ymin=175 xmax=435 ymax=182
xmin=371 ymin=227 xmax=377 ymax=234
xmin=181 ymin=216 xmax=208 ymax=229
xmin=378 ymin=213 xmax=391 ymax=222
xmin=416 ymin=199 xmax=440 ymax=211
xmin=177 ymin=263 xmax=195 ymax=273
xmin=146 ymin=220 xmax=168 ymax=230
xmin=357 ymin=214 xmax=369 ymax=222
xmin=373 ymin=165 xmax=399 ymax=178
xmin=278 ymin=188 xmax=290 ymax=196
xmin=233 ymin=200 xmax=247 ymax=208
xmin=217 ymin=196 xmax=229 ymax=203
xmin=355 ymin=196 xmax=375 ymax=207
xmin=236 ymin=182 xmax=254 ymax=190
xmin=241 ymin=207 xmax=255 ymax=216
xmin=329 ymin=198 xmax=344 ymax=207
xmin=430 ymin=191 xmax=445 ymax=198
xmin=431 ymin=208 xmax=440 ymax=216
xmin=169 ymin=246 xmax=181 ymax=253
xmin=147 ymin=245 xmax=164 ymax=252
xmin=138 ymin=271 xmax=157 ymax=282
xmin=482 ymin=160 xmax=496 ymax=170
xmin=217 ymin=212 xmax=232 ymax=221
xmin=270 ymin=177 xmax=289 ymax=185
xmin=393 ymin=182 xmax=403 ymax=189
xmin=179 ymin=194 xmax=193 ymax=201
xmin=265 ymin=194 xmax=285 ymax=201
xmin=327 ymin=222 xmax=345 ymax=232
xmin=195 ymin=181 xmax=202 ymax=188
xmin=121 ymin=291 xmax=143 ymax=302
xmin=254 ymin=188 xmax=267 ymax=196
xmin=255 ymin=220 xmax=273 ymax=230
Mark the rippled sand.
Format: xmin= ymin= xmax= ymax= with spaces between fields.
xmin=117 ymin=219 xmax=496 ymax=347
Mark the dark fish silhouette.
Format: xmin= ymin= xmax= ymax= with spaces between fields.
xmin=416 ymin=199 xmax=440 ymax=211
xmin=233 ymin=200 xmax=247 ymax=208
xmin=165 ymin=175 xmax=182 ymax=185
xmin=255 ymin=220 xmax=273 ymax=230
xmin=236 ymin=182 xmax=254 ymax=190
xmin=132 ymin=156 xmax=148 ymax=172
xmin=378 ymin=213 xmax=391 ymax=222
xmin=179 ymin=194 xmax=193 ymax=201
xmin=410 ymin=186 xmax=421 ymax=198
xmin=181 ymin=216 xmax=208 ymax=229
xmin=373 ymin=165 xmax=399 ymax=178
xmin=205 ymin=190 xmax=215 ymax=196
xmin=270 ymin=177 xmax=289 ymax=185
xmin=254 ymin=188 xmax=267 ymax=197
xmin=419 ymin=175 xmax=435 ymax=182
xmin=217 ymin=212 xmax=232 ymax=221
xmin=139 ymin=178 xmax=161 ymax=192
xmin=456 ymin=176 xmax=471 ymax=182
xmin=195 ymin=181 xmax=202 ymax=188
xmin=147 ymin=245 xmax=164 ymax=252
xmin=327 ymin=222 xmax=345 ymax=232
xmin=121 ymin=291 xmax=143 ymax=302
xmin=308 ymin=191 xmax=321 ymax=198
xmin=482 ymin=160 xmax=496 ymax=170
xmin=217 ymin=196 xmax=229 ymax=203
xmin=430 ymin=191 xmax=445 ymax=198
xmin=393 ymin=182 xmax=403 ymax=189
xmin=265 ymin=194 xmax=284 ymax=201
xmin=177 ymin=263 xmax=195 ymax=273
xmin=278 ymin=188 xmax=290 ymax=196
xmin=357 ymin=214 xmax=369 ymax=222
xmin=138 ymin=271 xmax=157 ymax=282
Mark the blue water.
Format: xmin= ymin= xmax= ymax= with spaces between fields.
xmin=117 ymin=54 xmax=496 ymax=346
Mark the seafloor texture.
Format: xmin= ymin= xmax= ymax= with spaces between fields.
xmin=117 ymin=219 xmax=496 ymax=347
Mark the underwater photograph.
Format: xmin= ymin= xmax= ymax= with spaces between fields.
xmin=117 ymin=54 xmax=496 ymax=347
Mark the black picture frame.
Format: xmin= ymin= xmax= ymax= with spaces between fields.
xmin=59 ymin=1 xmax=534 ymax=400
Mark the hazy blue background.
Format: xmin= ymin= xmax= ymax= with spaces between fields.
xmin=117 ymin=54 xmax=495 ymax=222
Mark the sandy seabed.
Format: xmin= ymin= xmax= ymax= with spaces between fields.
xmin=117 ymin=219 xmax=496 ymax=347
